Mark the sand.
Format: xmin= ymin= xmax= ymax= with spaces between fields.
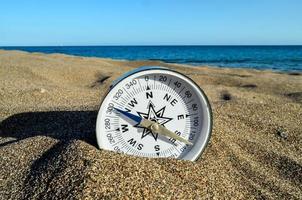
xmin=0 ymin=50 xmax=301 ymax=199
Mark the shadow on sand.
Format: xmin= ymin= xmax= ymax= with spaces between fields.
xmin=0 ymin=111 xmax=100 ymax=198
xmin=0 ymin=111 xmax=98 ymax=147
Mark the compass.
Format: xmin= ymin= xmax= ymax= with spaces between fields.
xmin=96 ymin=66 xmax=212 ymax=161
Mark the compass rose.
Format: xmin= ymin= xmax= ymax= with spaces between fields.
xmin=135 ymin=102 xmax=173 ymax=141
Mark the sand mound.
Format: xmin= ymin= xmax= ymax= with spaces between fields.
xmin=0 ymin=50 xmax=301 ymax=199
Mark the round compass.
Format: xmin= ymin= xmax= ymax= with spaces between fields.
xmin=96 ymin=66 xmax=212 ymax=161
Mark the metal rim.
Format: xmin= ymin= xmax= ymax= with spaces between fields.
xmin=96 ymin=66 xmax=213 ymax=161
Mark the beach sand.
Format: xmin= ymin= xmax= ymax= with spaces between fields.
xmin=0 ymin=50 xmax=301 ymax=199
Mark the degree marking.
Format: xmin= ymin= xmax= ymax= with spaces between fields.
xmin=132 ymin=87 xmax=137 ymax=96
xmin=186 ymin=99 xmax=194 ymax=104
xmin=170 ymin=83 xmax=187 ymax=109
xmin=164 ymin=82 xmax=171 ymax=93
xmin=112 ymin=140 xmax=122 ymax=146
xmin=105 ymin=115 xmax=117 ymax=118
xmin=106 ymin=129 xmax=119 ymax=132
xmin=112 ymin=100 xmax=123 ymax=108
xmin=163 ymin=84 xmax=169 ymax=92
xmin=125 ymin=147 xmax=130 ymax=154
xmin=138 ymin=79 xmax=143 ymax=91
xmin=173 ymin=145 xmax=181 ymax=154
xmin=154 ymin=75 xmax=156 ymax=88
xmin=120 ymin=96 xmax=128 ymax=104
xmin=168 ymin=79 xmax=172 ymax=87
xmin=131 ymin=89 xmax=136 ymax=97
xmin=179 ymin=86 xmax=185 ymax=94
xmin=123 ymin=87 xmax=131 ymax=96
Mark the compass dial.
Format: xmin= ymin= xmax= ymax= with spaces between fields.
xmin=96 ymin=67 xmax=212 ymax=161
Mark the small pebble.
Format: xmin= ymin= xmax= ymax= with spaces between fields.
xmin=40 ymin=88 xmax=47 ymax=93
xmin=277 ymin=129 xmax=288 ymax=139
xmin=221 ymin=92 xmax=232 ymax=101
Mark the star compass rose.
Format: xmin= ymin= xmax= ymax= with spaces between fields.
xmin=135 ymin=102 xmax=173 ymax=141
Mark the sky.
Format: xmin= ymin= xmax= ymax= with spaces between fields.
xmin=1 ymin=0 xmax=302 ymax=46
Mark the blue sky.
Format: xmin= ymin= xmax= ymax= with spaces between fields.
xmin=1 ymin=0 xmax=301 ymax=46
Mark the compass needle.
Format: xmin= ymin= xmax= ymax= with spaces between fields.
xmin=114 ymin=107 xmax=142 ymax=124
xmin=96 ymin=67 xmax=212 ymax=161
xmin=158 ymin=126 xmax=193 ymax=146
xmin=141 ymin=119 xmax=193 ymax=145
xmin=114 ymin=108 xmax=193 ymax=145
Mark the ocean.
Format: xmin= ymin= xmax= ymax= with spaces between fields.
xmin=1 ymin=46 xmax=302 ymax=72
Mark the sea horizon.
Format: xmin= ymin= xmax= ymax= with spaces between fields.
xmin=1 ymin=45 xmax=302 ymax=72
xmin=2 ymin=44 xmax=302 ymax=47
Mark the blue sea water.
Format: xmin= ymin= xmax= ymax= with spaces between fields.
xmin=1 ymin=46 xmax=302 ymax=72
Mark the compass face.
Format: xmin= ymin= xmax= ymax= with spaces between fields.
xmin=96 ymin=67 xmax=212 ymax=161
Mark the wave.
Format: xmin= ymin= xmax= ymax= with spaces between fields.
xmin=1 ymin=46 xmax=302 ymax=71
